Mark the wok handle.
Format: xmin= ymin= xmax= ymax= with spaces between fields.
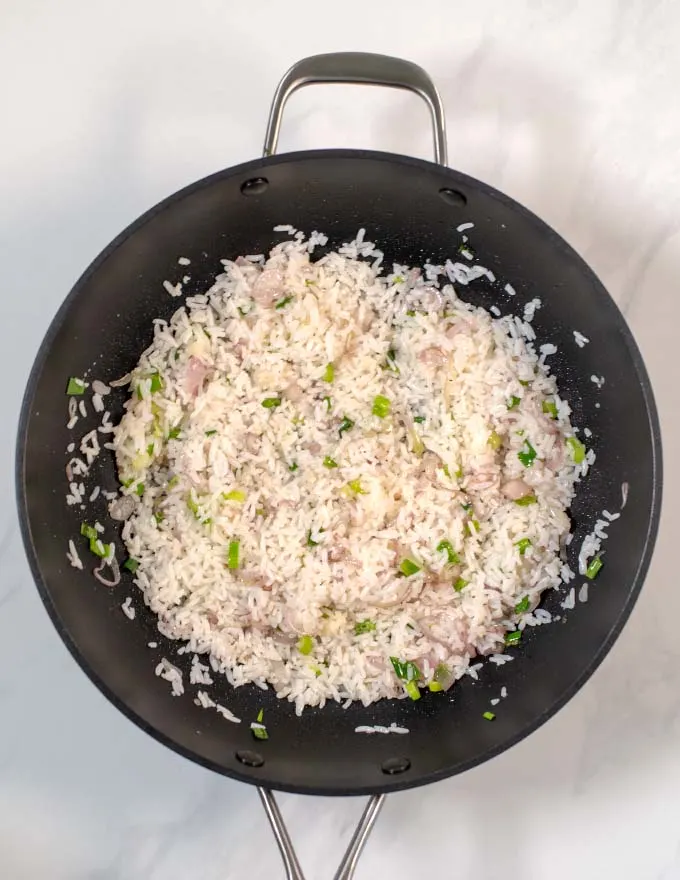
xmin=258 ymin=787 xmax=386 ymax=880
xmin=263 ymin=52 xmax=448 ymax=166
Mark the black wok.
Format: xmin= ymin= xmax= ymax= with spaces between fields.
xmin=16 ymin=53 xmax=662 ymax=878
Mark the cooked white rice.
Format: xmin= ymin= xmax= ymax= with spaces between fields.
xmin=111 ymin=232 xmax=587 ymax=713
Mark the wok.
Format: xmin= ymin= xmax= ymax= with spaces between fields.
xmin=16 ymin=53 xmax=662 ymax=879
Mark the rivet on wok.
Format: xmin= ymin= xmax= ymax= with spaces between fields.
xmin=236 ymin=749 xmax=265 ymax=767
xmin=240 ymin=177 xmax=270 ymax=196
xmin=438 ymin=187 xmax=467 ymax=207
xmin=381 ymin=756 xmax=411 ymax=775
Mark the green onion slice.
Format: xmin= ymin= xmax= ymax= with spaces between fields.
xmin=428 ymin=681 xmax=443 ymax=692
xmin=542 ymin=399 xmax=558 ymax=419
xmin=515 ymin=595 xmax=530 ymax=614
xmin=405 ymin=681 xmax=421 ymax=700
xmin=567 ymin=435 xmax=586 ymax=464
xmin=262 ymin=397 xmax=282 ymax=409
xmin=483 ymin=711 xmax=496 ymax=721
xmin=168 ymin=426 xmax=181 ymax=440
xmin=372 ymin=395 xmax=391 ymax=418
xmin=66 ymin=377 xmax=86 ymax=395
xmin=504 ymin=630 xmax=521 ymax=646
xmin=453 ymin=577 xmax=469 ymax=592
xmin=346 ymin=479 xmax=367 ymax=495
xmin=275 ymin=295 xmax=293 ymax=309
xmin=338 ymin=416 xmax=355 ymax=437
xmin=585 ymin=555 xmax=603 ymax=579
xmin=298 ymin=635 xmax=314 ymax=655
xmin=515 ymin=493 xmax=537 ymax=506
xmin=436 ymin=540 xmax=460 ymax=565
xmin=288 ymin=462 xmax=298 ymax=472
xmin=507 ymin=395 xmax=521 ymax=410
xmin=322 ymin=395 xmax=332 ymax=412
xmin=124 ymin=558 xmax=139 ymax=573
xmin=518 ymin=439 xmax=537 ymax=467
xmin=488 ymin=430 xmax=503 ymax=450
xmin=323 ymin=456 xmax=338 ymax=469
xmin=223 ymin=490 xmax=246 ymax=503
xmin=227 ymin=539 xmax=240 ymax=570
xmin=322 ymin=362 xmax=335 ymax=383
xmin=515 ymin=538 xmax=532 ymax=555
xmin=413 ymin=415 xmax=426 ymax=424
xmin=398 ymin=558 xmax=421 ymax=577
xmin=149 ymin=372 xmax=163 ymax=393
xmin=354 ymin=619 xmax=376 ymax=635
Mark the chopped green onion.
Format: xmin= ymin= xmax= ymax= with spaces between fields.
xmin=461 ymin=503 xmax=472 ymax=512
xmin=346 ymin=479 xmax=367 ymax=496
xmin=275 ymin=295 xmax=293 ymax=309
xmin=257 ymin=708 xmax=264 ymax=723
xmin=237 ymin=304 xmax=251 ymax=316
xmin=354 ymin=619 xmax=376 ymax=635
xmin=434 ymin=663 xmax=451 ymax=685
xmin=80 ymin=522 xmax=97 ymax=541
xmin=436 ymin=540 xmax=460 ymax=566
xmin=338 ymin=416 xmax=355 ymax=437
xmin=66 ymin=377 xmax=86 ymax=395
xmin=323 ymin=456 xmax=338 ymax=469
xmin=227 ymin=539 xmax=240 ymax=570
xmin=122 ymin=478 xmax=135 ymax=488
xmin=262 ymin=397 xmax=282 ymax=409
xmin=515 ymin=493 xmax=537 ymax=506
xmin=428 ymin=681 xmax=443 ymax=692
xmin=89 ymin=537 xmax=112 ymax=558
xmin=405 ymin=681 xmax=421 ymax=700
xmin=223 ymin=490 xmax=246 ymax=503
xmin=455 ymin=466 xmax=464 ymax=479
xmin=251 ymin=725 xmax=268 ymax=741
xmin=298 ymin=635 xmax=314 ymax=655
xmin=567 ymin=436 xmax=586 ymax=464
xmin=205 ymin=429 xmax=217 ymax=437
xmin=585 ymin=555 xmax=603 ymax=579
xmin=516 ymin=429 xmax=525 ymax=437
xmin=322 ymin=362 xmax=335 ymax=383
xmin=310 ymin=664 xmax=323 ymax=677
xmin=306 ymin=529 xmax=324 ymax=547
xmin=288 ymin=462 xmax=298 ymax=472
xmin=542 ymin=399 xmax=558 ymax=419
xmin=518 ymin=439 xmax=537 ymax=468
xmin=488 ymin=430 xmax=503 ymax=451
xmin=384 ymin=349 xmax=400 ymax=374
xmin=123 ymin=558 xmax=139 ymax=573
xmin=507 ymin=395 xmax=521 ymax=410
xmin=322 ymin=396 xmax=332 ymax=412
xmin=136 ymin=483 xmax=145 ymax=497
xmin=372 ymin=395 xmax=391 ymax=418
xmin=515 ymin=595 xmax=530 ymax=614
xmin=442 ymin=464 xmax=451 ymax=478
xmin=393 ymin=275 xmax=405 ymax=284
xmin=406 ymin=309 xmax=416 ymax=316
xmin=146 ymin=443 xmax=155 ymax=457
xmin=167 ymin=475 xmax=179 ymax=489
xmin=411 ymin=431 xmax=425 ymax=457
xmin=149 ymin=372 xmax=163 ymax=393
xmin=519 ymin=379 xmax=530 ymax=387
xmin=483 ymin=711 xmax=496 ymax=721
xmin=304 ymin=279 xmax=314 ymax=287
xmin=515 ymin=538 xmax=532 ymax=555
xmin=453 ymin=577 xmax=469 ymax=592
xmin=399 ymin=558 xmax=421 ymax=577
xmin=390 ymin=657 xmax=421 ymax=681
xmin=465 ymin=519 xmax=480 ymax=536
xmin=153 ymin=511 xmax=164 ymax=525
xmin=168 ymin=426 xmax=181 ymax=440
xmin=413 ymin=415 xmax=426 ymax=424
xmin=504 ymin=630 xmax=522 ymax=646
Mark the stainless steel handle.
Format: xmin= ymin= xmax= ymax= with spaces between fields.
xmin=263 ymin=52 xmax=448 ymax=166
xmin=258 ymin=787 xmax=386 ymax=880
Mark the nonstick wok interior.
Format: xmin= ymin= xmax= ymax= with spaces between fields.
xmin=17 ymin=149 xmax=662 ymax=795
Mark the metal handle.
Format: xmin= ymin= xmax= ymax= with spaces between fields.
xmin=258 ymin=787 xmax=386 ymax=880
xmin=263 ymin=52 xmax=448 ymax=166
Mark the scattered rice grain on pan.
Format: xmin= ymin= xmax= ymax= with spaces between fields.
xmin=121 ymin=597 xmax=135 ymax=619
xmin=573 ymin=330 xmax=590 ymax=348
xmin=155 ymin=658 xmax=184 ymax=696
xmin=105 ymin=230 xmax=595 ymax=713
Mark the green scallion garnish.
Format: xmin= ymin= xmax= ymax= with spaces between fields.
xmin=354 ymin=619 xmax=376 ymax=635
xmin=434 ymin=663 xmax=451 ymax=686
xmin=168 ymin=426 xmax=181 ymax=440
xmin=384 ymin=349 xmax=400 ymax=374
xmin=465 ymin=519 xmax=480 ymax=536
xmin=507 ymin=395 xmax=521 ymax=410
xmin=89 ymin=537 xmax=112 ymax=558
xmin=223 ymin=490 xmax=246 ymax=503
xmin=436 ymin=540 xmax=460 ymax=566
xmin=515 ymin=493 xmax=537 ymax=506
xmin=404 ymin=681 xmax=421 ymax=700
xmin=262 ymin=397 xmax=282 ymax=409
xmin=585 ymin=555 xmax=603 ymax=579
xmin=306 ymin=529 xmax=324 ymax=547
xmin=66 ymin=377 xmax=86 ymax=395
xmin=542 ymin=399 xmax=558 ymax=419
xmin=515 ymin=538 xmax=532 ymax=555
xmin=483 ymin=711 xmax=496 ymax=721
xmin=227 ymin=539 xmax=240 ymax=569
xmin=205 ymin=429 xmax=217 ymax=437
xmin=136 ymin=483 xmax=145 ymax=497
xmin=153 ymin=511 xmax=164 ymax=525
xmin=288 ymin=462 xmax=298 ymax=472
xmin=488 ymin=430 xmax=503 ymax=451
xmin=149 ymin=372 xmax=163 ymax=393
xmin=390 ymin=657 xmax=421 ymax=681
xmin=428 ymin=681 xmax=443 ymax=692
xmin=398 ymin=558 xmax=421 ymax=577
xmin=567 ymin=436 xmax=586 ymax=464
xmin=298 ymin=635 xmax=314 ymax=655
xmin=413 ymin=415 xmax=426 ymax=424
xmin=515 ymin=595 xmax=530 ymax=614
xmin=123 ymin=558 xmax=139 ymax=573
xmin=275 ymin=295 xmax=293 ymax=309
xmin=504 ymin=630 xmax=521 ymax=646
xmin=372 ymin=395 xmax=391 ymax=418
xmin=346 ymin=479 xmax=367 ymax=495
xmin=322 ymin=396 xmax=332 ymax=412
xmin=323 ymin=456 xmax=338 ymax=469
xmin=80 ymin=522 xmax=97 ymax=540
xmin=518 ymin=440 xmax=537 ymax=467
xmin=146 ymin=443 xmax=155 ymax=457
xmin=453 ymin=577 xmax=469 ymax=592
xmin=322 ymin=362 xmax=335 ymax=383
xmin=338 ymin=416 xmax=355 ymax=437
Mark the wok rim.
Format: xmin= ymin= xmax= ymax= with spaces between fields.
xmin=15 ymin=148 xmax=663 ymax=795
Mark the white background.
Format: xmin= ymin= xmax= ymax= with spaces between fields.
xmin=1 ymin=1 xmax=678 ymax=878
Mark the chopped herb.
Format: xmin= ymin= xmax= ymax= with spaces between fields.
xmin=89 ymin=537 xmax=112 ymax=558
xmin=518 ymin=439 xmax=537 ymax=467
xmin=275 ymin=295 xmax=293 ymax=309
xmin=542 ymin=399 xmax=558 ymax=419
xmin=455 ymin=466 xmax=464 ymax=479
xmin=306 ymin=529 xmax=324 ymax=547
xmin=237 ymin=304 xmax=251 ymax=316
xmin=322 ymin=395 xmax=332 ymax=412
xmin=399 ymin=558 xmax=421 ymax=577
xmin=66 ymin=377 xmax=86 ymax=395
xmin=516 ymin=429 xmax=525 ymax=437
xmin=442 ymin=464 xmax=451 ymax=478
xmin=322 ymin=362 xmax=335 ymax=383
xmin=372 ymin=395 xmax=391 ymax=418
xmin=304 ymin=279 xmax=314 ymax=287
xmin=227 ymin=539 xmax=240 ymax=570
xmin=507 ymin=395 xmax=521 ymax=410
xmin=384 ymin=349 xmax=400 ymax=374
xmin=251 ymin=725 xmax=268 ymax=741
xmin=323 ymin=456 xmax=338 ymax=469
xmin=223 ymin=489 xmax=246 ymax=503
xmin=434 ymin=663 xmax=451 ymax=685
xmin=338 ymin=416 xmax=355 ymax=437
xmin=461 ymin=503 xmax=472 ymax=513
xmin=411 ymin=431 xmax=425 ymax=457
xmin=205 ymin=429 xmax=217 ymax=437
xmin=288 ymin=462 xmax=299 ymax=472
xmin=567 ymin=436 xmax=586 ymax=464
xmin=310 ymin=664 xmax=323 ymax=677
xmin=298 ymin=635 xmax=314 ymax=655
xmin=255 ymin=508 xmax=265 ymax=516
xmin=585 ymin=555 xmax=603 ymax=579
xmin=153 ymin=511 xmax=164 ymax=525
xmin=515 ymin=595 xmax=530 ymax=614
xmin=406 ymin=309 xmax=416 ymax=316
xmin=504 ymin=630 xmax=522 ymax=646
xmin=488 ymin=430 xmax=503 ymax=451
xmin=257 ymin=708 xmax=264 ymax=723
xmin=262 ymin=397 xmax=282 ymax=409
xmin=453 ymin=577 xmax=469 ymax=592
xmin=136 ymin=483 xmax=145 ymax=497
xmin=519 ymin=379 xmax=530 ymax=387
xmin=146 ymin=443 xmax=155 ymax=457
xmin=413 ymin=415 xmax=426 ymax=424
xmin=346 ymin=479 xmax=367 ymax=495
xmin=149 ymin=372 xmax=163 ymax=393
xmin=354 ymin=619 xmax=376 ymax=635
xmin=515 ymin=493 xmax=537 ymax=506
xmin=465 ymin=519 xmax=480 ymax=536
xmin=436 ymin=540 xmax=460 ymax=566
xmin=405 ymin=681 xmax=421 ymax=700
xmin=167 ymin=475 xmax=179 ymax=489
xmin=390 ymin=657 xmax=421 ymax=681
xmin=483 ymin=711 xmax=496 ymax=721
xmin=428 ymin=681 xmax=443 ymax=692
xmin=122 ymin=478 xmax=135 ymax=488
xmin=515 ymin=538 xmax=532 ymax=555
xmin=123 ymin=558 xmax=139 ymax=573
xmin=168 ymin=426 xmax=181 ymax=440
xmin=393 ymin=275 xmax=405 ymax=284
xmin=80 ymin=523 xmax=97 ymax=541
